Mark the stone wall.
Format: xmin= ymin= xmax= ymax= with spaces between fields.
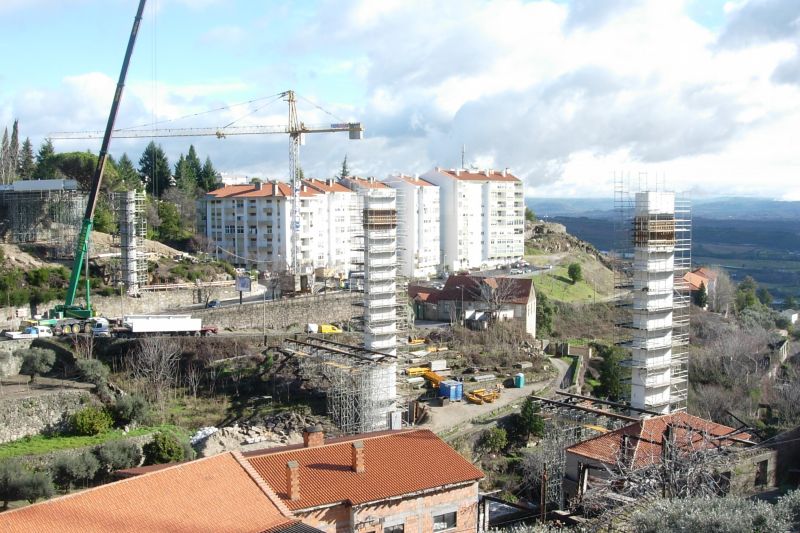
xmin=0 ymin=339 xmax=31 ymax=377
xmin=0 ymin=388 xmax=94 ymax=444
xmin=0 ymin=283 xmax=266 ymax=329
xmin=195 ymin=292 xmax=362 ymax=331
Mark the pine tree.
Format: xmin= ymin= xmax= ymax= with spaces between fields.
xmin=185 ymin=145 xmax=202 ymax=182
xmin=198 ymin=156 xmax=219 ymax=192
xmin=338 ymin=155 xmax=349 ymax=179
xmin=174 ymin=154 xmax=197 ymax=194
xmin=116 ymin=153 xmax=140 ymax=190
xmin=0 ymin=128 xmax=9 ymax=184
xmin=695 ymin=282 xmax=708 ymax=308
xmin=34 ymin=138 xmax=57 ymax=179
xmin=18 ymin=138 xmax=35 ymax=179
xmin=8 ymin=120 xmax=19 ymax=182
xmin=138 ymin=141 xmax=171 ymax=197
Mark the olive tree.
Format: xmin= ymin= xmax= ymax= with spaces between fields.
xmin=16 ymin=347 xmax=56 ymax=383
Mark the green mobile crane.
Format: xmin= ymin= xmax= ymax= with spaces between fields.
xmin=43 ymin=0 xmax=147 ymax=334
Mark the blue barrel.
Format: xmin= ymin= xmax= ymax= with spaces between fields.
xmin=514 ymin=373 xmax=525 ymax=388
xmin=455 ymin=382 xmax=464 ymax=401
xmin=439 ymin=381 xmax=452 ymax=399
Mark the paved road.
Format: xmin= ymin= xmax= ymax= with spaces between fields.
xmin=422 ymin=357 xmax=570 ymax=435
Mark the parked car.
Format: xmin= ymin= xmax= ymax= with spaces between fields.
xmin=206 ymin=300 xmax=221 ymax=309
xmin=509 ymin=268 xmax=523 ymax=275
xmin=5 ymin=326 xmax=54 ymax=340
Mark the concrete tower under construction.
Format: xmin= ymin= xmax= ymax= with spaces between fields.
xmin=616 ymin=187 xmax=691 ymax=414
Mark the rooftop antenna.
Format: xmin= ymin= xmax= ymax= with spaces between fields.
xmin=461 ymin=144 xmax=465 ymax=169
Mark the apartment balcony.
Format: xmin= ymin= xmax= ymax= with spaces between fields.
xmin=366 ymin=297 xmax=396 ymax=309
xmin=365 ymin=310 xmax=396 ymax=322
xmin=366 ymin=269 xmax=396 ymax=281
xmin=366 ymin=256 xmax=396 ymax=268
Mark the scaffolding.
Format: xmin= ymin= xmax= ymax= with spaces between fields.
xmin=526 ymin=394 xmax=630 ymax=511
xmin=282 ymin=337 xmax=398 ymax=434
xmin=0 ymin=179 xmax=86 ymax=258
xmin=613 ymin=174 xmax=691 ymax=414
xmin=113 ymin=190 xmax=147 ymax=296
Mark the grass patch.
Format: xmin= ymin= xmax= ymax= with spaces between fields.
xmin=585 ymin=377 xmax=601 ymax=388
xmin=530 ymin=266 xmax=599 ymax=303
xmin=166 ymin=395 xmax=230 ymax=430
xmin=0 ymin=425 xmax=184 ymax=459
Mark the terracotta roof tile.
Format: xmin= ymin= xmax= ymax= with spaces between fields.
xmin=339 ymin=176 xmax=389 ymax=189
xmin=385 ymin=174 xmax=436 ymax=187
xmin=302 ymin=178 xmax=353 ymax=194
xmin=567 ymin=412 xmax=751 ymax=470
xmin=0 ymin=452 xmax=300 ymax=533
xmin=436 ymin=275 xmax=533 ymax=305
xmin=246 ymin=429 xmax=483 ymax=510
xmin=207 ymin=182 xmax=318 ymax=198
xmin=436 ymin=168 xmax=520 ymax=183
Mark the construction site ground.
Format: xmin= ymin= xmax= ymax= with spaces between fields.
xmin=422 ymin=357 xmax=570 ymax=438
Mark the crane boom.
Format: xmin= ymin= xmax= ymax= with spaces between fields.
xmin=50 ymin=123 xmax=363 ymax=139
xmin=51 ymin=93 xmax=364 ymax=276
xmin=52 ymin=0 xmax=146 ymax=320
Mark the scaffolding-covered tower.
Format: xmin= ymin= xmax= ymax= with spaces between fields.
xmin=0 ymin=179 xmax=86 ymax=257
xmin=616 ymin=189 xmax=691 ymax=414
xmin=113 ymin=191 xmax=147 ymax=296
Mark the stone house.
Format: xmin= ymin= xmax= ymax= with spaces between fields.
xmin=563 ymin=412 xmax=776 ymax=502
xmin=244 ymin=427 xmax=484 ymax=533
xmin=411 ymin=275 xmax=537 ymax=337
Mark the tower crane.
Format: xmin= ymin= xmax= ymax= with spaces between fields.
xmin=52 ymin=91 xmax=364 ymax=277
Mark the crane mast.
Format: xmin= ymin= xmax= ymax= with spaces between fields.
xmin=51 ymin=0 xmax=147 ymax=320
xmin=286 ymin=90 xmax=302 ymax=275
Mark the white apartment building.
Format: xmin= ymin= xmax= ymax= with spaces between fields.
xmin=382 ymin=174 xmax=440 ymax=279
xmin=302 ymin=178 xmax=358 ymax=276
xmin=419 ymin=168 xmax=525 ymax=272
xmin=203 ymin=181 xmax=325 ymax=273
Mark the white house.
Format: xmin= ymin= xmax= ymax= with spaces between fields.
xmin=382 ymin=174 xmax=441 ymax=279
xmin=780 ymin=309 xmax=798 ymax=325
xmin=203 ymin=180 xmax=325 ymax=273
xmin=419 ymin=168 xmax=524 ymax=272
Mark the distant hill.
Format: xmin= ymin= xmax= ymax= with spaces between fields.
xmin=527 ymin=196 xmax=800 ymax=221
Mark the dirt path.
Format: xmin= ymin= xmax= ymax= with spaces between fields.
xmin=422 ymin=357 xmax=570 ymax=436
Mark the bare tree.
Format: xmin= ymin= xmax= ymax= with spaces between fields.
xmin=709 ymin=268 xmax=734 ymax=317
xmin=476 ymin=277 xmax=521 ymax=318
xmin=184 ymin=359 xmax=203 ymax=400
xmin=128 ymin=337 xmax=180 ymax=419
xmin=71 ymin=333 xmax=95 ymax=360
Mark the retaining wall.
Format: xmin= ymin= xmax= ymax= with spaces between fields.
xmin=195 ymin=292 xmax=362 ymax=331
xmin=0 ymin=388 xmax=94 ymax=444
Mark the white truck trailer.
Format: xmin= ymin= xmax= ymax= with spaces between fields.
xmin=93 ymin=315 xmax=217 ymax=338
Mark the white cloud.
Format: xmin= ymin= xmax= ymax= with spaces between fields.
xmin=4 ymin=0 xmax=800 ymax=199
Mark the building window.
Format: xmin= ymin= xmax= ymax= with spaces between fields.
xmin=384 ymin=524 xmax=404 ymax=533
xmin=432 ymin=512 xmax=456 ymax=531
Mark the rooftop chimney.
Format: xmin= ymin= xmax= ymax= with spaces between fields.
xmin=303 ymin=425 xmax=324 ymax=448
xmin=455 ymin=169 xmax=460 ymax=176
xmin=351 ymin=441 xmax=365 ymax=474
xmin=286 ymin=460 xmax=300 ymax=501
xmin=326 ymin=179 xmax=334 ymax=186
xmin=254 ymin=181 xmax=263 ymax=191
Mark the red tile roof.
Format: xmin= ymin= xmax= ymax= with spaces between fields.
xmin=386 ymin=174 xmax=436 ymax=187
xmin=436 ymin=275 xmax=534 ymax=305
xmin=302 ymin=178 xmax=353 ymax=194
xmin=567 ymin=412 xmax=751 ymax=470
xmin=0 ymin=452 xmax=301 ymax=533
xmin=339 ymin=176 xmax=389 ymax=189
xmin=246 ymin=429 xmax=483 ymax=510
xmin=436 ymin=168 xmax=520 ymax=183
xmin=208 ymin=182 xmax=318 ymax=198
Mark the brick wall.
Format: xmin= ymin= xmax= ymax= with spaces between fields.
xmin=295 ymin=483 xmax=479 ymax=533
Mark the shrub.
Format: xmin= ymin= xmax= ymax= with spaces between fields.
xmin=143 ymin=431 xmax=185 ymax=465
xmin=112 ymin=394 xmax=150 ymax=426
xmin=777 ymin=489 xmax=800 ymax=530
xmin=0 ymin=459 xmax=54 ymax=509
xmin=481 ymin=427 xmax=508 ymax=453
xmin=76 ymin=359 xmax=109 ymax=387
xmin=520 ymin=397 xmax=545 ymax=439
xmin=16 ymin=347 xmax=56 ymax=383
xmin=567 ymin=262 xmax=583 ymax=284
xmin=71 ymin=406 xmax=113 ymax=436
xmin=52 ymin=452 xmax=100 ymax=490
xmin=95 ymin=440 xmax=142 ymax=474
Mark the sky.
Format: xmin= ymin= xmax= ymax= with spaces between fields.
xmin=1 ymin=0 xmax=799 ymax=200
